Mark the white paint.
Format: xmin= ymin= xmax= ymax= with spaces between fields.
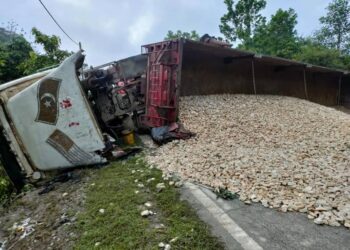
xmin=4 ymin=52 xmax=106 ymax=171
xmin=0 ymin=106 xmax=33 ymax=175
xmin=186 ymin=182 xmax=263 ymax=250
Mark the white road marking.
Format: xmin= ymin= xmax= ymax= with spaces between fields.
xmin=186 ymin=182 xmax=263 ymax=250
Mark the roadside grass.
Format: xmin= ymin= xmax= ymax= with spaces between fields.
xmin=73 ymin=155 xmax=224 ymax=250
xmin=0 ymin=167 xmax=12 ymax=205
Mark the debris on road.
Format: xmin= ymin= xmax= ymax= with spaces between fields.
xmin=147 ymin=94 xmax=350 ymax=228
xmin=12 ymin=218 xmax=37 ymax=240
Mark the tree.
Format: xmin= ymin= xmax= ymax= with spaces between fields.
xmin=0 ymin=35 xmax=32 ymax=83
xmin=165 ymin=30 xmax=200 ymax=41
xmin=0 ymin=24 xmax=73 ymax=83
xmin=249 ymin=8 xmax=299 ymax=58
xmin=315 ymin=0 xmax=350 ymax=53
xmin=19 ymin=28 xmax=72 ymax=75
xmin=293 ymin=38 xmax=350 ymax=70
xmin=219 ymin=0 xmax=266 ymax=47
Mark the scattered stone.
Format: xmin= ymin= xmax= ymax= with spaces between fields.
xmin=141 ymin=210 xmax=153 ymax=217
xmin=154 ymin=223 xmax=166 ymax=230
xmin=95 ymin=242 xmax=101 ymax=247
xmin=170 ymin=237 xmax=178 ymax=243
xmin=328 ymin=220 xmax=341 ymax=227
xmin=164 ymin=244 xmax=171 ymax=250
xmin=62 ymin=192 xmax=68 ymax=197
xmin=174 ymin=181 xmax=183 ymax=188
xmin=328 ymin=187 xmax=341 ymax=193
xmin=281 ymin=205 xmax=288 ymax=213
xmin=146 ymin=95 xmax=350 ymax=228
xmin=131 ymin=170 xmax=136 ymax=174
xmin=137 ymin=183 xmax=144 ymax=188
xmin=261 ymin=200 xmax=269 ymax=207
xmin=147 ymin=178 xmax=155 ymax=183
xmin=307 ymin=215 xmax=315 ymax=220
xmin=134 ymin=190 xmax=140 ymax=194
xmin=169 ymin=181 xmax=175 ymax=186
xmin=99 ymin=209 xmax=105 ymax=214
xmin=156 ymin=183 xmax=166 ymax=192
xmin=158 ymin=242 xmax=165 ymax=248
xmin=144 ymin=202 xmax=152 ymax=208
xmin=314 ymin=215 xmax=325 ymax=225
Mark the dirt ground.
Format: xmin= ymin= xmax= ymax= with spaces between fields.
xmin=0 ymin=169 xmax=94 ymax=250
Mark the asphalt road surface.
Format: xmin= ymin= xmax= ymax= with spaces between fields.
xmin=180 ymin=182 xmax=350 ymax=250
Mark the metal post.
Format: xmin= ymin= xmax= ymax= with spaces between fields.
xmin=252 ymin=59 xmax=257 ymax=95
xmin=337 ymin=75 xmax=342 ymax=105
xmin=303 ymin=68 xmax=308 ymax=100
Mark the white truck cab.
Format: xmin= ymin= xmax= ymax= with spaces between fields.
xmin=0 ymin=51 xmax=106 ymax=188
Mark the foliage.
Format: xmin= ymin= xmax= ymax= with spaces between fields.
xmin=294 ymin=38 xmax=350 ymax=70
xmin=215 ymin=187 xmax=238 ymax=200
xmin=218 ymin=0 xmax=350 ymax=70
xmin=19 ymin=28 xmax=73 ymax=75
xmin=0 ymin=24 xmax=72 ymax=83
xmin=165 ymin=30 xmax=200 ymax=41
xmin=247 ymin=8 xmax=299 ymax=58
xmin=0 ymin=35 xmax=33 ymax=83
xmin=219 ymin=0 xmax=266 ymax=46
xmin=315 ymin=0 xmax=350 ymax=53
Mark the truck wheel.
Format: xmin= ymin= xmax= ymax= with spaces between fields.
xmin=0 ymin=131 xmax=25 ymax=190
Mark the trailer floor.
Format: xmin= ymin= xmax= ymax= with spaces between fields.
xmin=180 ymin=182 xmax=350 ymax=250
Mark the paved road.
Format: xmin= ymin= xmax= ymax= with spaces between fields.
xmin=180 ymin=182 xmax=350 ymax=250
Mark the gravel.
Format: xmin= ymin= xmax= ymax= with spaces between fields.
xmin=147 ymin=94 xmax=350 ymax=228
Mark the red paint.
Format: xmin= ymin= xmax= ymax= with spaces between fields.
xmin=60 ymin=98 xmax=72 ymax=109
xmin=68 ymin=122 xmax=80 ymax=127
xmin=140 ymin=41 xmax=179 ymax=127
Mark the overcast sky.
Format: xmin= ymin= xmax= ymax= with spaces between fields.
xmin=0 ymin=0 xmax=332 ymax=65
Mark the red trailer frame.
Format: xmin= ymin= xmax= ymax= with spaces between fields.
xmin=140 ymin=40 xmax=182 ymax=127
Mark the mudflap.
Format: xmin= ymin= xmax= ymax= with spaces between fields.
xmin=0 ymin=130 xmax=25 ymax=190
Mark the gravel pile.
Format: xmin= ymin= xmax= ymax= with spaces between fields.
xmin=147 ymin=94 xmax=350 ymax=228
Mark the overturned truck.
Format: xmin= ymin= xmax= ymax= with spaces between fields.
xmin=0 ymin=38 xmax=349 ymax=188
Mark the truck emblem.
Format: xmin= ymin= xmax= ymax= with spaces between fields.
xmin=46 ymin=129 xmax=93 ymax=165
xmin=35 ymin=78 xmax=61 ymax=125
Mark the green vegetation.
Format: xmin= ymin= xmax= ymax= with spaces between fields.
xmin=315 ymin=0 xmax=350 ymax=53
xmin=220 ymin=0 xmax=267 ymax=47
xmin=215 ymin=187 xmax=238 ymax=200
xmin=74 ymin=156 xmax=223 ymax=249
xmin=0 ymin=167 xmax=11 ymax=205
xmin=165 ymin=30 xmax=200 ymax=41
xmin=248 ymin=8 xmax=299 ymax=59
xmin=217 ymin=0 xmax=350 ymax=70
xmin=0 ymin=22 xmax=72 ymax=84
xmin=0 ymin=34 xmax=32 ymax=83
xmin=18 ymin=28 xmax=72 ymax=76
